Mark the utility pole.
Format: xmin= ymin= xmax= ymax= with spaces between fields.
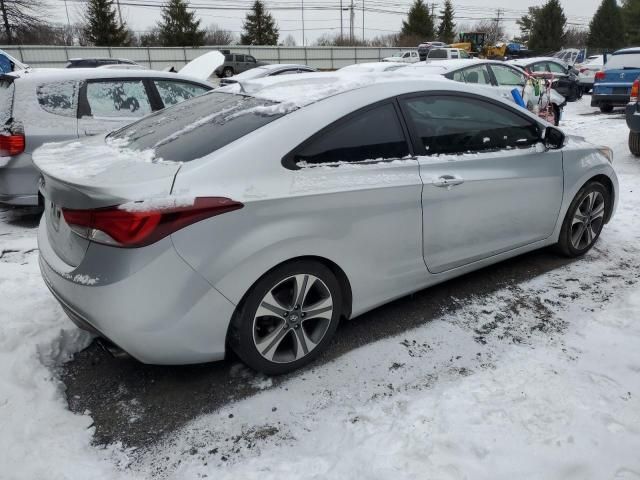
xmin=349 ymin=0 xmax=354 ymax=44
xmin=115 ymin=0 xmax=124 ymax=27
xmin=63 ymin=0 xmax=72 ymax=46
xmin=301 ymin=0 xmax=305 ymax=46
xmin=340 ymin=0 xmax=343 ymax=40
xmin=362 ymin=0 xmax=365 ymax=43
xmin=494 ymin=8 xmax=502 ymax=43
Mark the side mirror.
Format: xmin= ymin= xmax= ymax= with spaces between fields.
xmin=544 ymin=126 xmax=565 ymax=149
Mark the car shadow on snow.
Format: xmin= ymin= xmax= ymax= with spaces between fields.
xmin=61 ymin=248 xmax=576 ymax=449
xmin=0 ymin=206 xmax=42 ymax=228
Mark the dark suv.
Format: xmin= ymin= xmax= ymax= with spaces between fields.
xmin=66 ymin=58 xmax=139 ymax=68
xmin=213 ymin=53 xmax=269 ymax=78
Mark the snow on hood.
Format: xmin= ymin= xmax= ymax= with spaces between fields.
xmin=32 ymin=134 xmax=181 ymax=188
xmin=179 ymin=51 xmax=225 ymax=80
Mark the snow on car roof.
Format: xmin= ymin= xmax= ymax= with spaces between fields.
xmin=612 ymin=47 xmax=640 ymax=54
xmin=339 ymin=62 xmax=409 ymax=73
xmin=510 ymin=57 xmax=566 ymax=66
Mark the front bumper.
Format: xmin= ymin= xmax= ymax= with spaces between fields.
xmin=591 ymin=94 xmax=629 ymax=107
xmin=38 ymin=215 xmax=237 ymax=365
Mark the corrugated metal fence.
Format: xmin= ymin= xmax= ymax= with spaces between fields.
xmin=1 ymin=45 xmax=406 ymax=70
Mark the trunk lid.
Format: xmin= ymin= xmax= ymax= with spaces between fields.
xmin=34 ymin=134 xmax=181 ymax=266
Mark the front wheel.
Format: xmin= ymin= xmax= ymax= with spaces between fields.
xmin=228 ymin=260 xmax=343 ymax=375
xmin=629 ymin=131 xmax=640 ymax=157
xmin=556 ymin=182 xmax=609 ymax=257
xmin=222 ymin=67 xmax=234 ymax=78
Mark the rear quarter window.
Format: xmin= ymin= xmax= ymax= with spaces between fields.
xmin=111 ymin=92 xmax=285 ymax=163
xmin=37 ymin=81 xmax=79 ymax=117
xmin=0 ymin=78 xmax=14 ymax=126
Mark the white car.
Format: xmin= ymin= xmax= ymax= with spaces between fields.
xmin=577 ymin=55 xmax=604 ymax=93
xmin=426 ymin=48 xmax=472 ymax=62
xmin=382 ymin=51 xmax=420 ymax=63
xmin=339 ymin=62 xmax=409 ymax=73
xmin=404 ymin=59 xmax=566 ymax=125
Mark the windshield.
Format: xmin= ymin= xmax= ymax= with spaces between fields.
xmin=111 ymin=92 xmax=284 ymax=163
xmin=605 ymin=52 xmax=640 ymax=70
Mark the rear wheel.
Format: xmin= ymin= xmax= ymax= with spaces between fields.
xmin=600 ymin=104 xmax=614 ymax=113
xmin=556 ymin=182 xmax=609 ymax=257
xmin=222 ymin=67 xmax=234 ymax=78
xmin=228 ymin=260 xmax=343 ymax=375
xmin=552 ymin=105 xmax=561 ymax=126
xmin=629 ymin=131 xmax=640 ymax=157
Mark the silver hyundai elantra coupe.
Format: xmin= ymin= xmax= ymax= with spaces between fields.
xmin=35 ymin=73 xmax=618 ymax=374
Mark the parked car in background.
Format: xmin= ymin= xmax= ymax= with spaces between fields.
xmin=418 ymin=41 xmax=448 ymax=61
xmin=382 ymin=51 xmax=420 ymax=63
xmin=66 ymin=58 xmax=140 ymax=68
xmin=592 ymin=47 xmax=640 ymax=113
xmin=35 ymin=73 xmax=617 ymax=375
xmin=339 ymin=62 xmax=409 ymax=73
xmin=219 ymin=64 xmax=316 ymax=86
xmin=0 ymin=68 xmax=213 ymax=206
xmin=509 ymin=57 xmax=582 ymax=101
xmin=214 ymin=53 xmax=269 ymax=78
xmin=426 ymin=48 xmax=472 ymax=62
xmin=577 ymin=55 xmax=604 ymax=93
xmin=0 ymin=48 xmax=28 ymax=73
xmin=405 ymin=59 xmax=566 ymax=125
xmin=625 ymin=78 xmax=640 ymax=155
xmin=553 ymin=48 xmax=586 ymax=67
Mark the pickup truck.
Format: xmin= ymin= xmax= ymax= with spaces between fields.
xmin=592 ymin=47 xmax=640 ymax=113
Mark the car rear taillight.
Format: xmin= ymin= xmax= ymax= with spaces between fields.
xmin=631 ymin=79 xmax=640 ymax=102
xmin=595 ymin=71 xmax=606 ymax=81
xmin=62 ymin=197 xmax=243 ymax=248
xmin=0 ymin=133 xmax=25 ymax=156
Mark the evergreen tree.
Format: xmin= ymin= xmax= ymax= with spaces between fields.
xmin=528 ymin=0 xmax=566 ymax=52
xmin=157 ymin=0 xmax=205 ymax=47
xmin=437 ymin=0 xmax=456 ymax=44
xmin=622 ymin=0 xmax=640 ymax=44
xmin=83 ymin=0 xmax=128 ymax=46
xmin=401 ymin=0 xmax=435 ymax=40
xmin=240 ymin=1 xmax=279 ymax=45
xmin=588 ymin=0 xmax=625 ymax=50
xmin=515 ymin=6 xmax=541 ymax=43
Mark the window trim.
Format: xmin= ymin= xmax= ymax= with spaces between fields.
xmin=281 ymin=98 xmax=414 ymax=170
xmin=487 ymin=63 xmax=526 ymax=87
xmin=396 ymin=91 xmax=543 ymax=156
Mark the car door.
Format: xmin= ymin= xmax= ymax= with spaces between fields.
xmin=489 ymin=63 xmax=527 ymax=103
xmin=77 ymin=78 xmax=155 ymax=136
xmin=399 ymin=93 xmax=564 ymax=274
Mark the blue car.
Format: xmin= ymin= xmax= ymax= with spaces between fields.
xmin=592 ymin=47 xmax=640 ymax=113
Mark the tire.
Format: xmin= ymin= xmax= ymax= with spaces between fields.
xmin=600 ymin=104 xmax=614 ymax=113
xmin=629 ymin=131 xmax=640 ymax=157
xmin=582 ymin=86 xmax=591 ymax=94
xmin=222 ymin=67 xmax=234 ymax=78
xmin=556 ymin=182 xmax=609 ymax=257
xmin=552 ymin=105 xmax=561 ymax=126
xmin=228 ymin=260 xmax=343 ymax=375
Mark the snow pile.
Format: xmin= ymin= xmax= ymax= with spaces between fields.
xmin=0 ymin=210 xmax=133 ymax=480
xmin=32 ymin=135 xmax=174 ymax=181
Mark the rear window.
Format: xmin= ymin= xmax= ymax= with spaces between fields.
xmin=428 ymin=49 xmax=448 ymax=59
xmin=605 ymin=52 xmax=640 ymax=70
xmin=0 ymin=78 xmax=14 ymax=126
xmin=37 ymin=81 xmax=78 ymax=117
xmin=111 ymin=92 xmax=284 ymax=163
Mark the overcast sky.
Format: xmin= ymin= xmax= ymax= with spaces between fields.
xmin=51 ymin=0 xmax=601 ymax=45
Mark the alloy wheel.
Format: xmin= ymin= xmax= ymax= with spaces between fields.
xmin=252 ymin=274 xmax=334 ymax=364
xmin=570 ymin=191 xmax=605 ymax=250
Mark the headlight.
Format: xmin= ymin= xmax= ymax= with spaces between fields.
xmin=598 ymin=146 xmax=614 ymax=163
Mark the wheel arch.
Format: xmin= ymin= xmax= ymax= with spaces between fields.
xmin=587 ymin=173 xmax=615 ymax=223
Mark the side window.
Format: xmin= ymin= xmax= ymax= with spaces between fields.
xmin=153 ymin=80 xmax=209 ymax=107
xmin=37 ymin=81 xmax=79 ymax=117
xmin=273 ymin=69 xmax=300 ymax=76
xmin=451 ymin=70 xmax=466 ymax=82
xmin=246 ymin=55 xmax=256 ymax=63
xmin=451 ymin=51 xmax=459 ymax=59
xmin=491 ymin=65 xmax=526 ymax=86
xmin=292 ymin=103 xmax=409 ymax=166
xmin=531 ymin=62 xmax=547 ymax=73
xmin=403 ymin=52 xmax=410 ymax=58
xmin=401 ymin=95 xmax=541 ymax=155
xmin=461 ymin=65 xmax=492 ymax=85
xmin=235 ymin=54 xmax=245 ymax=63
xmin=547 ymin=62 xmax=566 ymax=74
xmin=224 ymin=54 xmax=233 ymax=62
xmin=428 ymin=49 xmax=447 ymax=59
xmin=84 ymin=80 xmax=152 ymax=118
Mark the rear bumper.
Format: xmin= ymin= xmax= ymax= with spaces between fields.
xmin=591 ymin=94 xmax=629 ymax=107
xmin=38 ymin=215 xmax=237 ymax=365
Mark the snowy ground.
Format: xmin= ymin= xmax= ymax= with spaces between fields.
xmin=2 ymin=98 xmax=640 ymax=479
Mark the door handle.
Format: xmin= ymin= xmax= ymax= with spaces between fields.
xmin=433 ymin=175 xmax=464 ymax=188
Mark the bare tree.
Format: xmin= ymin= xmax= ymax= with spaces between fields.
xmin=369 ymin=33 xmax=400 ymax=47
xmin=472 ymin=19 xmax=505 ymax=45
xmin=281 ymin=34 xmax=296 ymax=46
xmin=204 ymin=24 xmax=235 ymax=45
xmin=0 ymin=0 xmax=50 ymax=44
